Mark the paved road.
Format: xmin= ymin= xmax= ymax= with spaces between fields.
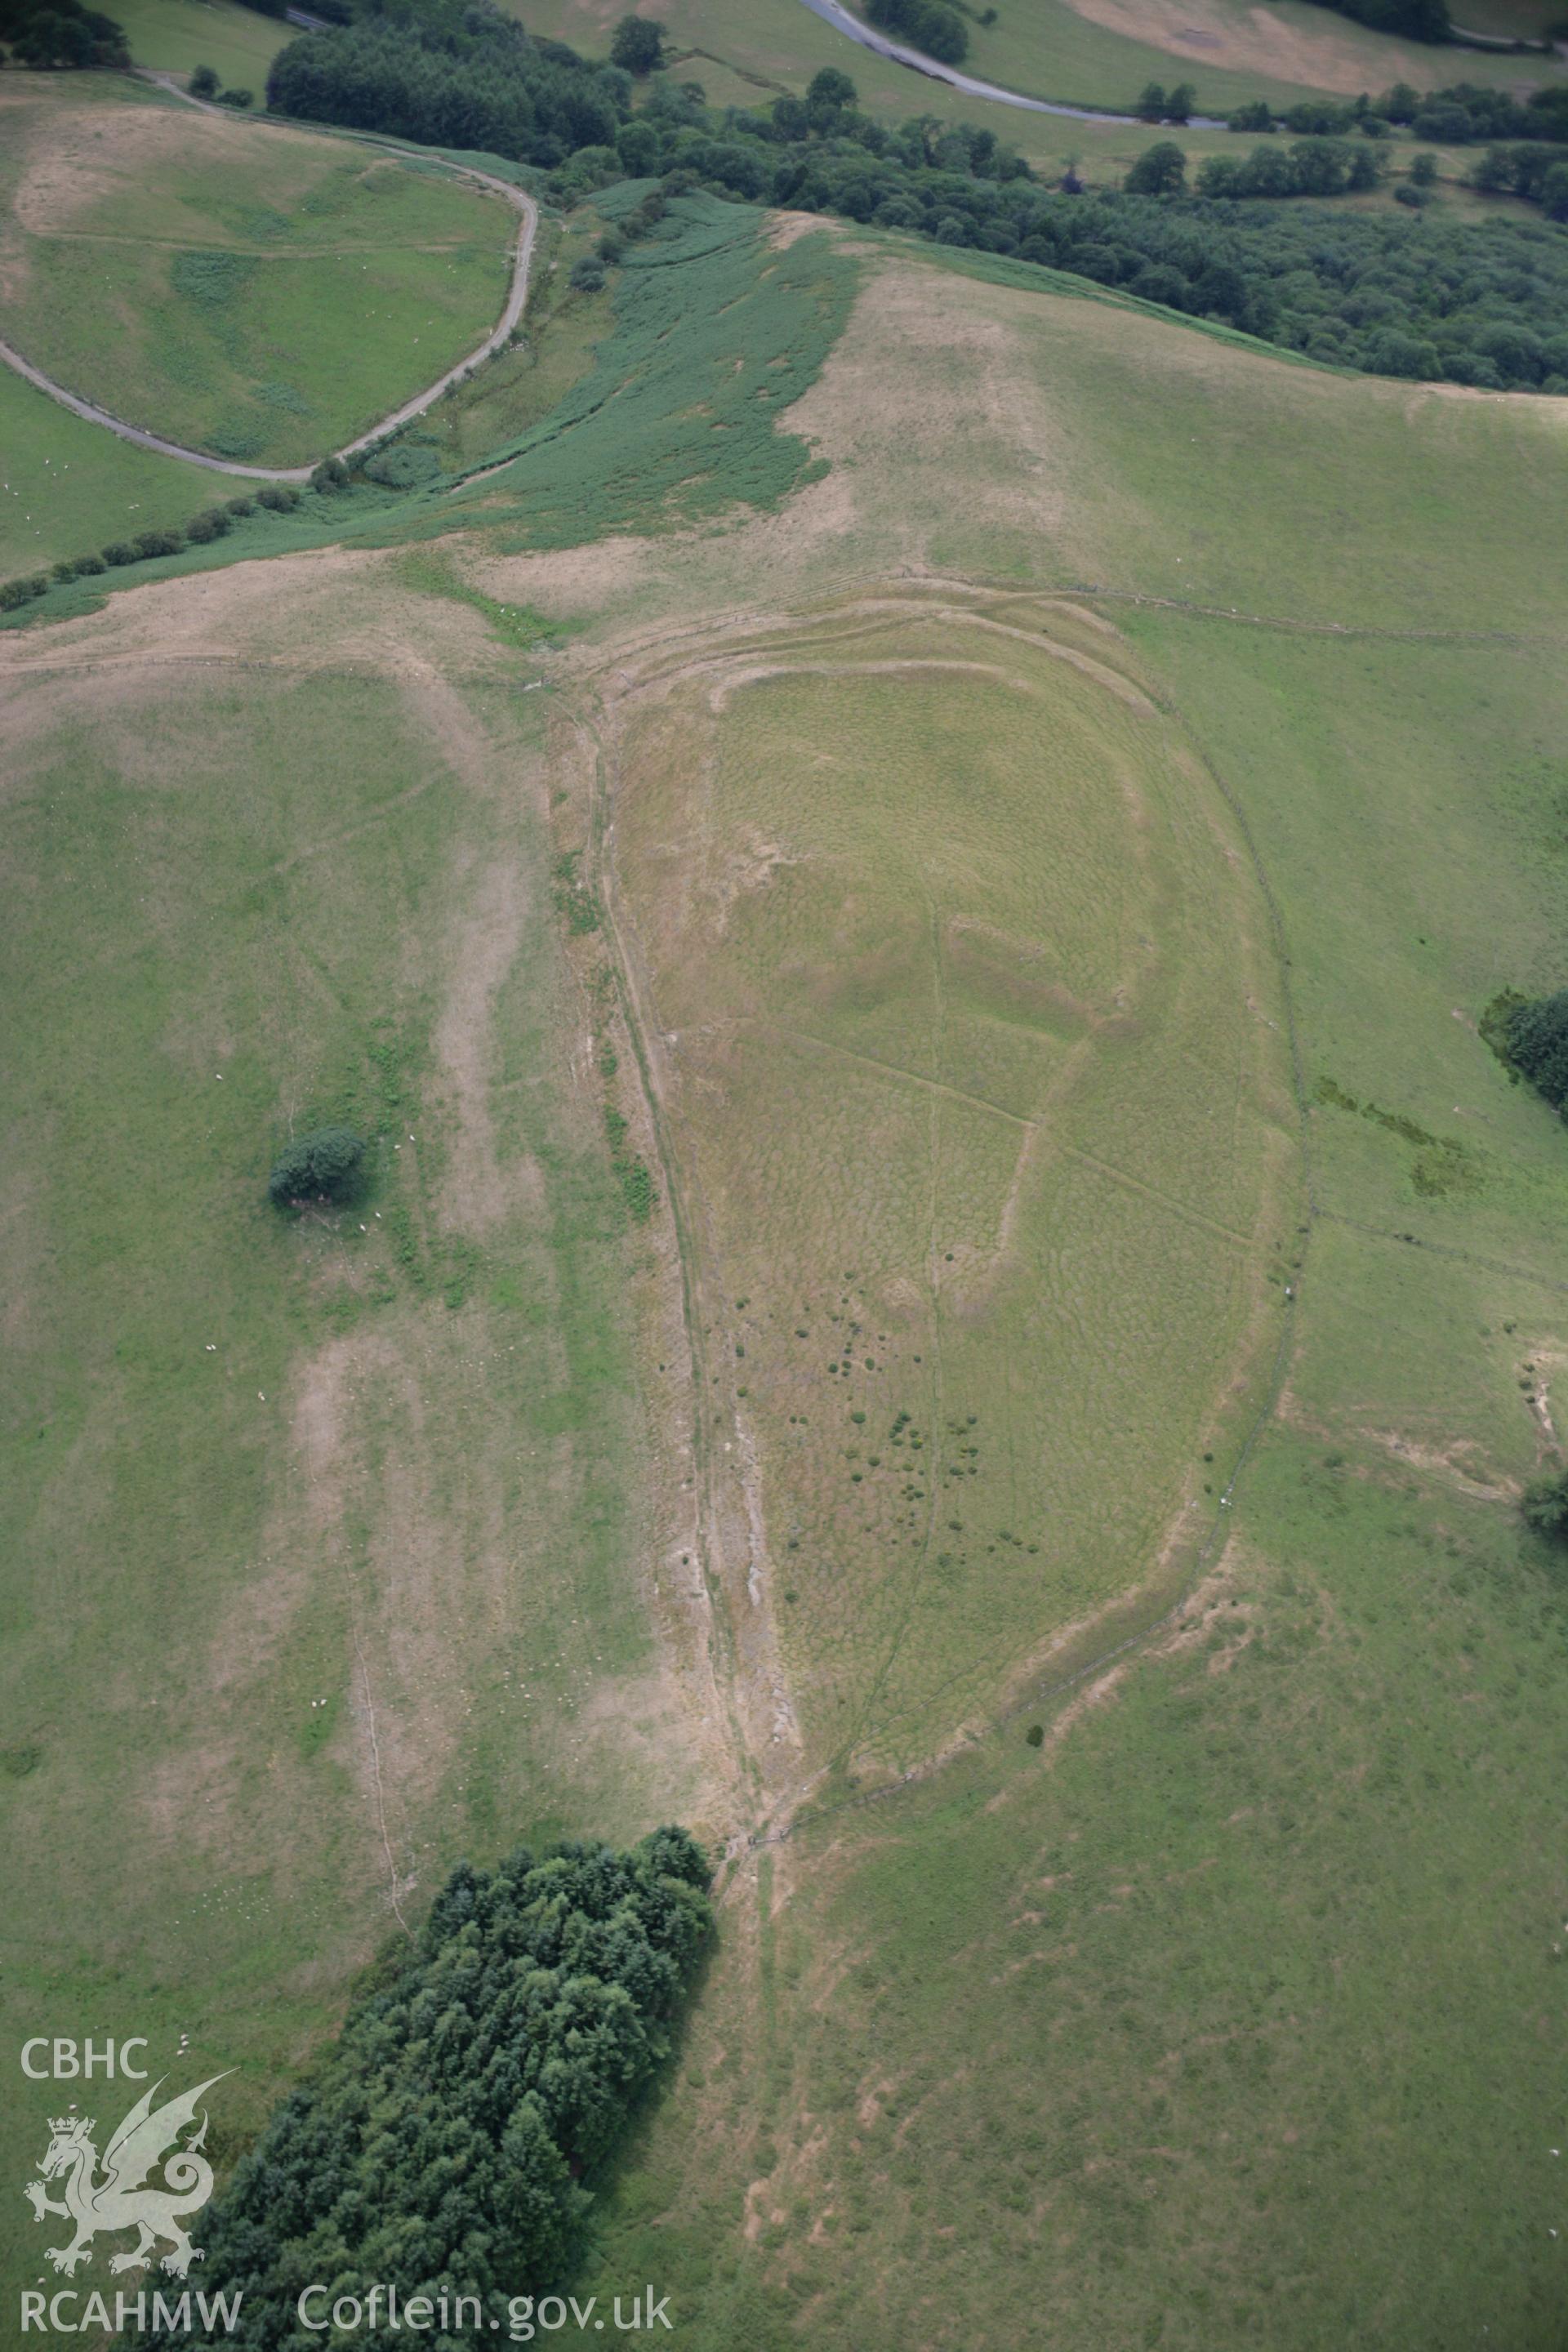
xmin=0 ymin=77 xmax=539 ymax=483
xmin=794 ymin=0 xmax=1223 ymax=126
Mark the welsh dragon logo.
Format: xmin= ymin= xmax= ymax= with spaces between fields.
xmin=23 ymin=2074 xmax=229 ymax=2279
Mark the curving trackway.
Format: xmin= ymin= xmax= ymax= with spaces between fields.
xmin=0 ymin=75 xmax=539 ymax=483
xmin=794 ymin=0 xmax=1223 ymax=126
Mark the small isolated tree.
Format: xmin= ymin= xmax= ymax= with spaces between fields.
xmin=1125 ymin=140 xmax=1187 ymax=195
xmin=569 ymin=255 xmax=607 ymax=291
xmin=1521 ymin=1466 xmax=1568 ymax=1541
xmin=805 ymin=65 xmax=857 ymax=122
xmin=1165 ymin=80 xmax=1196 ymax=122
xmin=609 ymin=12 xmax=665 ymax=73
xmin=1506 ymin=989 xmax=1568 ymax=1111
xmin=1136 ymin=80 xmax=1167 ymax=122
xmin=189 ymin=62 xmax=218 ymax=97
xmin=1410 ymin=149 xmax=1438 ymax=186
xmin=216 ymin=85 xmax=253 ymax=106
xmin=268 ymin=1127 xmax=366 ymax=1208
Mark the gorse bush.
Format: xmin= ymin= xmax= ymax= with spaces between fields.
xmin=139 ymin=1831 xmax=714 ymax=2345
xmin=267 ymin=1126 xmax=365 ymax=1205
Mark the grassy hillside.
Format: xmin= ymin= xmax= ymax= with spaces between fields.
xmin=0 ymin=361 xmax=216 ymax=577
xmin=519 ymin=0 xmax=1567 ymax=123
xmin=551 ymin=234 xmax=1566 ymax=2348
xmin=5 ymin=168 xmax=1568 ymax=2352
xmin=0 ymin=81 xmax=513 ymax=467
xmin=0 ymin=561 xmax=716 ymax=2296
xmin=113 ymin=0 xmax=289 ymax=87
xmin=933 ymin=0 xmax=1568 ymax=109
xmin=610 ymin=590 xmax=1294 ymax=1779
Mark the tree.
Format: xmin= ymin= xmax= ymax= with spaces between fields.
xmin=189 ymin=61 xmax=218 ymax=96
xmin=1544 ymin=159 xmax=1568 ymax=222
xmin=805 ymin=65 xmax=857 ymax=117
xmin=1125 ymin=140 xmax=1187 ymax=195
xmin=1410 ymin=148 xmax=1438 ymax=184
xmin=608 ymin=12 xmax=664 ymax=74
xmin=138 ymin=1833 xmax=713 ymax=2345
xmin=1136 ymin=80 xmax=1167 ymax=122
xmin=1521 ymin=1467 xmax=1568 ymax=1540
xmin=616 ymin=117 xmax=660 ymax=172
xmin=1365 ymin=326 xmax=1440 ymax=376
xmin=569 ymin=255 xmax=607 ymax=289
xmin=1505 ymin=990 xmax=1568 ymax=1111
xmin=268 ymin=1127 xmax=366 ymax=1207
xmin=1165 ymin=81 xmax=1196 ymax=122
xmin=1130 ymin=260 xmax=1190 ymax=305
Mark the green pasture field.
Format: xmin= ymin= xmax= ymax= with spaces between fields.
xmin=0 ymin=599 xmax=706 ymax=2298
xmin=0 ymin=193 xmax=856 ymax=621
xmin=0 ymin=82 xmax=513 ymax=467
xmin=523 ymin=0 xmax=1566 ymax=128
xmin=1453 ymin=0 xmax=1566 ymax=33
xmin=586 ymin=1423 xmax=1568 ymax=2352
xmin=942 ymin=0 xmax=1568 ymax=113
xmin=558 ymin=236 xmax=1568 ymax=2347
xmin=0 ymin=362 xmax=215 ymax=577
xmin=7 ymin=154 xmax=1568 ymax=2350
xmin=610 ymin=596 xmax=1294 ymax=1775
xmin=113 ymin=0 xmax=290 ymax=87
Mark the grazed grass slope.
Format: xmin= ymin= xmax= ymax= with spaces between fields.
xmin=113 ymin=0 xmax=290 ymax=86
xmin=3 ymin=194 xmax=856 ymax=621
xmin=545 ymin=238 xmax=1568 ymax=2350
xmin=0 ymin=572 xmax=709 ymax=2300
xmin=938 ymin=0 xmax=1568 ymax=109
xmin=0 ymin=360 xmax=214 ymax=578
xmin=443 ymin=191 xmax=858 ymax=545
xmin=7 ymin=194 xmax=1568 ymax=2352
xmin=0 ymin=84 xmax=511 ymax=466
xmin=518 ymin=0 xmax=1566 ymax=125
xmin=608 ymin=590 xmax=1293 ymax=1780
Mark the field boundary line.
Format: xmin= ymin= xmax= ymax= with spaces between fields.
xmin=1317 ymin=1205 xmax=1568 ymax=1294
xmin=752 ymin=1018 xmax=1255 ymax=1246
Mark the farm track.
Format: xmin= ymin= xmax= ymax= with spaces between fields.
xmin=0 ymin=73 xmax=538 ymax=483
